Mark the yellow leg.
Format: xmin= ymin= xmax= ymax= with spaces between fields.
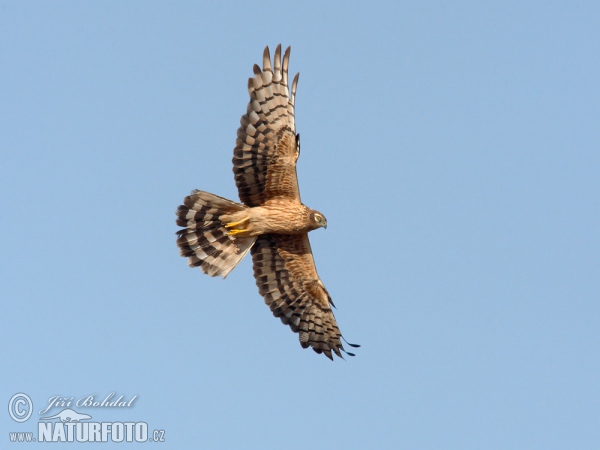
xmin=227 ymin=228 xmax=248 ymax=237
xmin=224 ymin=217 xmax=250 ymax=228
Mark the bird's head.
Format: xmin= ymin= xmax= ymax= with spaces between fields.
xmin=309 ymin=210 xmax=328 ymax=230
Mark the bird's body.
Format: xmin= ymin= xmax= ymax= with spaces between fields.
xmin=222 ymin=201 xmax=323 ymax=237
xmin=176 ymin=45 xmax=357 ymax=360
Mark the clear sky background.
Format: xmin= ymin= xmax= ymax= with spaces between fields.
xmin=2 ymin=2 xmax=599 ymax=449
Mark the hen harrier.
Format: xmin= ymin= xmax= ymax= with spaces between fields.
xmin=176 ymin=45 xmax=358 ymax=360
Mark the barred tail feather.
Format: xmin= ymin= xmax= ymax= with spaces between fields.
xmin=176 ymin=190 xmax=256 ymax=278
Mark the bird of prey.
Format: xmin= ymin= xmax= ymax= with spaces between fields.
xmin=176 ymin=45 xmax=358 ymax=360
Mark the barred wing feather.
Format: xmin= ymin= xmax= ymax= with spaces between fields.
xmin=233 ymin=45 xmax=301 ymax=206
xmin=251 ymin=234 xmax=350 ymax=360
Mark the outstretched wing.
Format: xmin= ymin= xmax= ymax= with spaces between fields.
xmin=233 ymin=45 xmax=301 ymax=207
xmin=251 ymin=234 xmax=352 ymax=360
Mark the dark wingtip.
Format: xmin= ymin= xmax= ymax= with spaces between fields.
xmin=342 ymin=336 xmax=361 ymax=348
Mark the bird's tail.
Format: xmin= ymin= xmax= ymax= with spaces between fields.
xmin=176 ymin=190 xmax=256 ymax=278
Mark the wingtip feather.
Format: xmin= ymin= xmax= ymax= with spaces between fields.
xmin=263 ymin=46 xmax=272 ymax=72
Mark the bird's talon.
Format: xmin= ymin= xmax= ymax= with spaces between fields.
xmin=225 ymin=217 xmax=250 ymax=228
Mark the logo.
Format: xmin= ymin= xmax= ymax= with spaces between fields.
xmin=40 ymin=408 xmax=92 ymax=422
xmin=7 ymin=392 xmax=166 ymax=444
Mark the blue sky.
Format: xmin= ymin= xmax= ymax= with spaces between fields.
xmin=2 ymin=2 xmax=599 ymax=448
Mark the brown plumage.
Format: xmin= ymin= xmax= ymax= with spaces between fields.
xmin=176 ymin=45 xmax=358 ymax=360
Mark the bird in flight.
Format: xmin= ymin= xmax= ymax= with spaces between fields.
xmin=176 ymin=45 xmax=358 ymax=360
